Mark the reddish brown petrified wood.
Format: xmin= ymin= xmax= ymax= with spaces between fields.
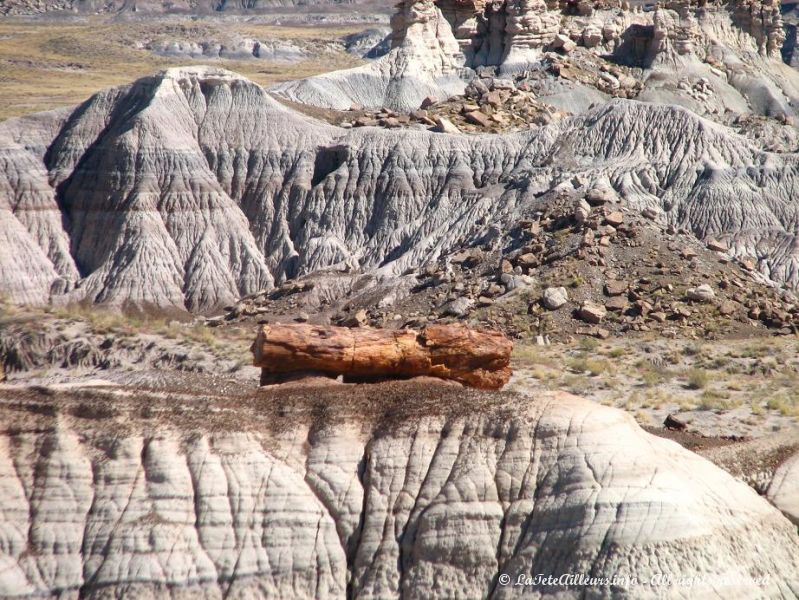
xmin=251 ymin=323 xmax=512 ymax=390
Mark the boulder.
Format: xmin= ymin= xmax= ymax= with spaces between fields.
xmin=464 ymin=111 xmax=492 ymax=127
xmin=578 ymin=301 xmax=607 ymax=323
xmin=687 ymin=284 xmax=715 ymax=302
xmin=582 ymin=25 xmax=603 ymax=48
xmin=707 ymin=239 xmax=728 ymax=252
xmin=604 ymin=280 xmax=628 ymax=296
xmin=433 ymin=116 xmax=460 ymax=133
xmin=542 ymin=286 xmax=569 ymax=309
xmin=574 ymin=199 xmax=592 ymax=224
xmin=604 ymin=296 xmax=629 ymax=312
xmin=551 ymin=33 xmax=577 ymax=53
xmin=585 ymin=186 xmax=615 ymax=206
xmin=604 ymin=211 xmax=624 ymax=226
xmin=442 ymin=297 xmax=474 ymax=316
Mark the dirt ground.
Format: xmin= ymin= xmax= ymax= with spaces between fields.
xmin=0 ymin=16 xmax=371 ymax=120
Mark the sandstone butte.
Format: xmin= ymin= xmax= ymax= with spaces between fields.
xmin=251 ymin=323 xmax=513 ymax=389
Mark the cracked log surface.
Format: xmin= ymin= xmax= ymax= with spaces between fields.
xmin=0 ymin=381 xmax=797 ymax=599
xmin=252 ymin=323 xmax=513 ymax=389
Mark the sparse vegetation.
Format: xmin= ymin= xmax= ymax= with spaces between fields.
xmin=512 ymin=336 xmax=799 ymax=435
xmin=0 ymin=19 xmax=366 ymax=121
xmin=568 ymin=357 xmax=614 ymax=377
xmin=698 ymin=388 xmax=735 ymax=410
xmin=686 ymin=368 xmax=709 ymax=390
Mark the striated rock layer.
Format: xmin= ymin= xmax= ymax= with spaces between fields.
xmin=273 ymin=0 xmax=797 ymax=111
xmin=6 ymin=67 xmax=799 ymax=311
xmin=0 ymin=384 xmax=797 ymax=598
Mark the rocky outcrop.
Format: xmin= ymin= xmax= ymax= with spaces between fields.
xmin=502 ymin=0 xmax=560 ymax=69
xmin=273 ymin=0 xmax=563 ymax=109
xmin=0 ymin=384 xmax=797 ymax=598
xmin=650 ymin=0 xmax=785 ymax=64
xmin=274 ymin=0 xmax=469 ymax=110
xmin=145 ymin=37 xmax=307 ymax=62
xmin=768 ymin=450 xmax=799 ymax=525
xmin=273 ymin=0 xmax=797 ymax=115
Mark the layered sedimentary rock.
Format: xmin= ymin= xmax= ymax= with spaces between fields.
xmin=502 ymin=0 xmax=560 ymax=68
xmin=0 ymin=385 xmax=797 ymax=598
xmin=274 ymin=0 xmax=469 ymax=110
xmin=274 ymin=0 xmax=797 ymax=112
xmin=273 ymin=0 xmax=564 ymax=108
xmin=5 ymin=67 xmax=799 ymax=311
xmin=650 ymin=0 xmax=785 ymax=63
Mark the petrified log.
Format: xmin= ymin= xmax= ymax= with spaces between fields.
xmin=252 ymin=323 xmax=513 ymax=390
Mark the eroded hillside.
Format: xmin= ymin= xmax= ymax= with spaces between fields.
xmin=0 ymin=380 xmax=797 ymax=598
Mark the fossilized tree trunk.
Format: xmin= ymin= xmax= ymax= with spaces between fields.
xmin=251 ymin=323 xmax=512 ymax=389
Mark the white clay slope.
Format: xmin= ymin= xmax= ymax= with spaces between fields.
xmin=0 ymin=389 xmax=796 ymax=599
xmin=5 ymin=67 xmax=799 ymax=311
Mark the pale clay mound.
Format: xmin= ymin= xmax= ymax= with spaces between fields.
xmin=768 ymin=451 xmax=799 ymax=526
xmin=0 ymin=386 xmax=797 ymax=599
xmin=5 ymin=66 xmax=799 ymax=312
xmin=272 ymin=0 xmax=797 ymax=115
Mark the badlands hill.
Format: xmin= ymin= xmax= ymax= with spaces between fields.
xmin=273 ymin=0 xmax=796 ymax=114
xmin=4 ymin=63 xmax=799 ymax=316
xmin=0 ymin=379 xmax=797 ymax=598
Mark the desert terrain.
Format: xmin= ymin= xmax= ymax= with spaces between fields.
xmin=0 ymin=0 xmax=798 ymax=596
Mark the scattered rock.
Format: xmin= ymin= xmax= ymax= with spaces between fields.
xmin=551 ymin=33 xmax=577 ymax=53
xmin=501 ymin=273 xmax=535 ymax=291
xmin=604 ymin=296 xmax=629 ymax=312
xmin=641 ymin=207 xmax=658 ymax=220
xmin=464 ymin=111 xmax=491 ymax=127
xmin=604 ymin=280 xmax=628 ymax=296
xmin=664 ymin=413 xmax=688 ymax=431
xmin=442 ymin=297 xmax=474 ymax=317
xmin=542 ymin=287 xmax=569 ymax=310
xmin=574 ymin=199 xmax=592 ymax=224
xmin=740 ymin=256 xmax=757 ymax=271
xmin=577 ymin=326 xmax=610 ymax=338
xmin=420 ymin=96 xmax=438 ymax=109
xmin=707 ymin=239 xmax=728 ymax=252
xmin=342 ymin=308 xmax=369 ymax=327
xmin=687 ymin=284 xmax=715 ymax=302
xmin=578 ymin=301 xmax=607 ymax=324
xmin=433 ymin=116 xmax=460 ymax=134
